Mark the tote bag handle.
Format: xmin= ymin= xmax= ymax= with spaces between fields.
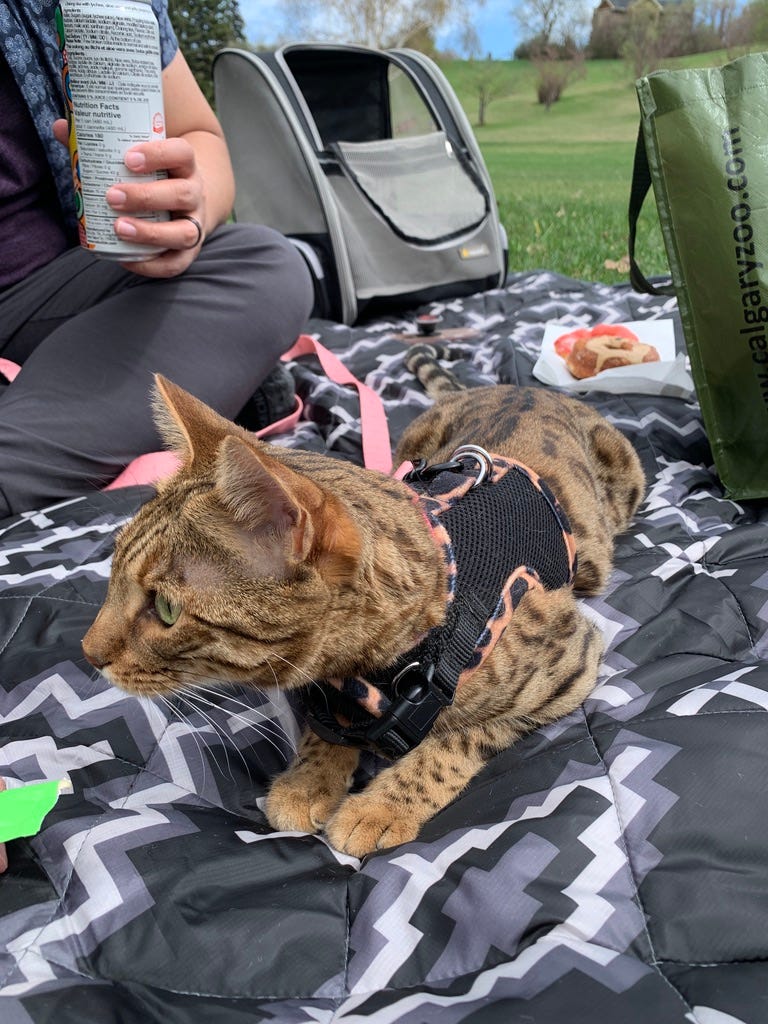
xmin=627 ymin=126 xmax=675 ymax=298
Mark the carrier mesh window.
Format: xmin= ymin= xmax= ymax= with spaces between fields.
xmin=388 ymin=66 xmax=436 ymax=138
xmin=287 ymin=52 xmax=389 ymax=144
xmin=283 ymin=50 xmax=438 ymax=145
xmin=334 ymin=131 xmax=488 ymax=245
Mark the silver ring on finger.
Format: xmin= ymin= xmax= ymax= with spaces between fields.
xmin=179 ymin=214 xmax=203 ymax=249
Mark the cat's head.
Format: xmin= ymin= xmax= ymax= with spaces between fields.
xmin=82 ymin=376 xmax=363 ymax=698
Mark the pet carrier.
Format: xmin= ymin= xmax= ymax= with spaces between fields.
xmin=212 ymin=43 xmax=508 ymax=324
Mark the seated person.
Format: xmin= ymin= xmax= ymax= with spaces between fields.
xmin=0 ymin=1 xmax=313 ymax=518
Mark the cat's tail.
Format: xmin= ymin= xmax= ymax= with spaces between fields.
xmin=404 ymin=343 xmax=465 ymax=400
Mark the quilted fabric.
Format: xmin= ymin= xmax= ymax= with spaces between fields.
xmin=1 ymin=271 xmax=766 ymax=1023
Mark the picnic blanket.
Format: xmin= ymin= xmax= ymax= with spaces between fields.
xmin=1 ymin=270 xmax=766 ymax=1023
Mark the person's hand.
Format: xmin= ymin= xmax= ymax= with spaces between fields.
xmin=53 ymin=119 xmax=206 ymax=278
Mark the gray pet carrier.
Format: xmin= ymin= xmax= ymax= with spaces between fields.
xmin=212 ymin=43 xmax=508 ymax=324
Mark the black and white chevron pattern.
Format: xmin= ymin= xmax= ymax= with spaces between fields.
xmin=1 ymin=271 xmax=765 ymax=1024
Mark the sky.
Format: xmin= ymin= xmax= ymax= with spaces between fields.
xmin=239 ymin=2 xmax=750 ymax=59
xmin=239 ymin=0 xmax=525 ymax=60
xmin=439 ymin=0 xmax=520 ymax=58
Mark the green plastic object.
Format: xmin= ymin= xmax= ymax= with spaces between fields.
xmin=633 ymin=54 xmax=768 ymax=499
xmin=0 ymin=780 xmax=63 ymax=842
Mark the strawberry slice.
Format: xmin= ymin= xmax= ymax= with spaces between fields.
xmin=588 ymin=324 xmax=639 ymax=343
xmin=553 ymin=328 xmax=589 ymax=358
xmin=553 ymin=323 xmax=640 ymax=361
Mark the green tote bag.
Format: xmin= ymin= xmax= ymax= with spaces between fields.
xmin=629 ymin=53 xmax=768 ymax=500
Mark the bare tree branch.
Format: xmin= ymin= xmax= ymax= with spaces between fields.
xmin=512 ymin=0 xmax=591 ymax=48
xmin=276 ymin=0 xmax=475 ymax=50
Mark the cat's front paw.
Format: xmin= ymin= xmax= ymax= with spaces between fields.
xmin=265 ymin=774 xmax=344 ymax=835
xmin=325 ymin=793 xmax=419 ymax=857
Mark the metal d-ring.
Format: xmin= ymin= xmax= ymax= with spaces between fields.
xmin=450 ymin=444 xmax=494 ymax=487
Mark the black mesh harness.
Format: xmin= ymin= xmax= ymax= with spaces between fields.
xmin=304 ymin=447 xmax=577 ymax=759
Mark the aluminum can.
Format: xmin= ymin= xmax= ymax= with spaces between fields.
xmin=56 ymin=0 xmax=170 ymax=260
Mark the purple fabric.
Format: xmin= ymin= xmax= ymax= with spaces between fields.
xmin=0 ymin=54 xmax=68 ymax=291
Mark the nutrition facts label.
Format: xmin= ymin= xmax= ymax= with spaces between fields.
xmin=60 ymin=0 xmax=168 ymax=254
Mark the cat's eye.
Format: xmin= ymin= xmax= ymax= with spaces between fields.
xmin=154 ymin=593 xmax=181 ymax=626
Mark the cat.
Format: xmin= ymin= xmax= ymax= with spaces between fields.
xmin=82 ymin=369 xmax=645 ymax=857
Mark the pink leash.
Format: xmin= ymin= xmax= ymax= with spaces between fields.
xmin=0 ymin=359 xmax=21 ymax=383
xmin=103 ymin=334 xmax=393 ymax=490
xmin=281 ymin=335 xmax=393 ymax=475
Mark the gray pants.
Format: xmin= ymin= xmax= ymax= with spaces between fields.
xmin=0 ymin=223 xmax=313 ymax=517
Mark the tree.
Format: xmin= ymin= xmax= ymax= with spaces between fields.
xmin=512 ymin=0 xmax=591 ymax=51
xmin=512 ymin=0 xmax=588 ymax=109
xmin=587 ymin=13 xmax=626 ymax=60
xmin=468 ymin=55 xmax=514 ymax=126
xmin=532 ymin=46 xmax=584 ymax=109
xmin=731 ymin=0 xmax=768 ymax=47
xmin=620 ymin=4 xmax=663 ymax=79
xmin=167 ymin=0 xmax=246 ymax=104
xmin=698 ymin=0 xmax=739 ymax=44
xmin=459 ymin=26 xmax=514 ymax=125
xmin=512 ymin=1 xmax=587 ymax=110
xmin=621 ymin=2 xmax=696 ymax=81
xmin=280 ymin=0 xmax=473 ymax=50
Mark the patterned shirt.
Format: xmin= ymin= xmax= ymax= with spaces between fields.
xmin=0 ymin=1 xmax=177 ymax=258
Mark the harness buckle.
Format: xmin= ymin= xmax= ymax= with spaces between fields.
xmin=367 ymin=660 xmax=450 ymax=759
xmin=404 ymin=446 xmax=494 ymax=489
xmin=404 ymin=457 xmax=462 ymax=483
xmin=392 ymin=660 xmax=434 ymax=700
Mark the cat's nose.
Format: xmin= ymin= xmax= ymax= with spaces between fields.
xmin=82 ymin=645 xmax=107 ymax=670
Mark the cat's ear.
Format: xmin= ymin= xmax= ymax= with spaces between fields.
xmin=216 ymin=436 xmax=361 ymax=582
xmin=216 ymin=435 xmax=311 ymax=547
xmin=152 ymin=374 xmax=232 ymax=463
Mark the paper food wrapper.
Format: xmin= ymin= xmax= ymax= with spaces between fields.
xmin=533 ymin=320 xmax=695 ymax=399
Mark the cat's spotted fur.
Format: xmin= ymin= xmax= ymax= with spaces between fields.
xmin=83 ymin=374 xmax=645 ymax=856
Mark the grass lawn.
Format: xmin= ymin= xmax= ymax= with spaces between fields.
xmin=438 ymin=51 xmax=737 ymax=284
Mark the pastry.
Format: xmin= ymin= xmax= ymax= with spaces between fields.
xmin=554 ymin=325 xmax=660 ymax=380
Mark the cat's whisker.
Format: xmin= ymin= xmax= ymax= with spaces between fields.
xmin=159 ymin=680 xmax=233 ymax=789
xmin=250 ymin=668 xmax=291 ymax=716
xmin=180 ymin=688 xmax=249 ymax=732
xmin=177 ymin=652 xmax=316 ymax=693
xmin=230 ymin=677 xmax=301 ymax=757
xmin=187 ymin=681 xmax=278 ymax=718
xmin=268 ymin=652 xmax=317 ymax=687
xmin=190 ymin=683 xmax=297 ymax=754
xmin=176 ymin=692 xmax=238 ymax=784
xmin=172 ymin=661 xmax=280 ymax=696
xmin=178 ymin=691 xmax=259 ymax=782
xmin=80 ymin=667 xmax=105 ymax=699
xmin=157 ymin=694 xmax=209 ymax=792
xmin=182 ymin=689 xmax=289 ymax=764
xmin=262 ymin=662 xmax=281 ymax=693
xmin=164 ymin=666 xmax=298 ymax=755
xmin=308 ymin=678 xmax=334 ymax=713
xmin=140 ymin=693 xmax=169 ymax=726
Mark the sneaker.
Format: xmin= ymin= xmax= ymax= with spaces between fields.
xmin=235 ymin=363 xmax=296 ymax=432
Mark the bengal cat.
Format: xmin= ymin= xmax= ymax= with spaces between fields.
xmin=82 ymin=369 xmax=645 ymax=857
